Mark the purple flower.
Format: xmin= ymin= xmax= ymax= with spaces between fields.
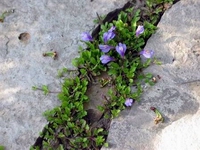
xmin=100 ymin=55 xmax=114 ymax=64
xmin=103 ymin=32 xmax=115 ymax=43
xmin=116 ymin=43 xmax=126 ymax=58
xmin=108 ymin=26 xmax=116 ymax=32
xmin=81 ymin=32 xmax=93 ymax=42
xmin=103 ymin=26 xmax=116 ymax=43
xmin=125 ymin=98 xmax=134 ymax=107
xmin=136 ymin=25 xmax=144 ymax=37
xmin=140 ymin=50 xmax=154 ymax=58
xmin=99 ymin=45 xmax=114 ymax=53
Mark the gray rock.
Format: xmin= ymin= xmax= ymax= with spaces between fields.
xmin=0 ymin=0 xmax=128 ymax=149
xmin=102 ymin=0 xmax=200 ymax=150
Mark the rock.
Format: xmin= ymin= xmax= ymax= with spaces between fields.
xmin=154 ymin=112 xmax=200 ymax=150
xmin=0 ymin=0 xmax=128 ymax=149
xmin=102 ymin=0 xmax=200 ymax=150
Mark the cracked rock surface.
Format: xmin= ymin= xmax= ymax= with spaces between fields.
xmin=1 ymin=0 xmax=200 ymax=150
xmin=102 ymin=0 xmax=200 ymax=150
xmin=0 ymin=0 xmax=128 ymax=149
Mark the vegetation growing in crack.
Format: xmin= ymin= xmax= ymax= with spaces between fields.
xmin=73 ymin=8 xmax=157 ymax=118
xmin=31 ymin=0 xmax=175 ymax=149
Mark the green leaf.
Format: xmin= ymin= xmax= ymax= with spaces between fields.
xmin=81 ymin=86 xmax=87 ymax=93
xmin=64 ymin=107 xmax=71 ymax=116
xmin=57 ymin=144 xmax=64 ymax=150
xmin=82 ymin=95 xmax=88 ymax=101
xmin=62 ymin=87 xmax=69 ymax=95
xmin=103 ymin=142 xmax=109 ymax=148
xmin=72 ymin=58 xmax=79 ymax=67
xmin=153 ymin=58 xmax=162 ymax=65
xmin=143 ymin=58 xmax=152 ymax=67
xmin=67 ymin=122 xmax=74 ymax=128
xmin=115 ymin=20 xmax=124 ymax=31
xmin=58 ymin=133 xmax=65 ymax=138
xmin=125 ymin=86 xmax=131 ymax=94
xmin=64 ymin=78 xmax=74 ymax=87
xmin=82 ymin=51 xmax=91 ymax=60
xmin=111 ymin=109 xmax=121 ymax=118
xmin=77 ymin=110 xmax=87 ymax=118
xmin=75 ymin=92 xmax=81 ymax=100
xmin=80 ymin=119 xmax=86 ymax=128
xmin=85 ymin=124 xmax=89 ymax=131
xmin=82 ymin=137 xmax=87 ymax=142
xmin=130 ymin=65 xmax=137 ymax=73
xmin=0 ymin=10 xmax=14 ymax=23
xmin=32 ymin=86 xmax=37 ymax=90
xmin=143 ymin=21 xmax=157 ymax=37
xmin=42 ymin=85 xmax=49 ymax=95
xmin=129 ymin=79 xmax=134 ymax=84
xmin=90 ymin=57 xmax=97 ymax=65
xmin=78 ymin=45 xmax=84 ymax=51
xmin=97 ymin=128 xmax=104 ymax=133
xmin=131 ymin=9 xmax=140 ymax=31
xmin=80 ymin=68 xmax=87 ymax=76
xmin=58 ymin=93 xmax=68 ymax=102
xmin=95 ymin=136 xmax=105 ymax=146
xmin=57 ymin=67 xmax=68 ymax=78
xmin=82 ymin=79 xmax=88 ymax=87
xmin=118 ymin=11 xmax=127 ymax=23
xmin=111 ymin=101 xmax=116 ymax=107
xmin=108 ymin=68 xmax=118 ymax=76
xmin=97 ymin=105 xmax=105 ymax=112
xmin=145 ymin=73 xmax=153 ymax=79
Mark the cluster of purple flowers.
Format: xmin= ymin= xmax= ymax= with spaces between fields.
xmin=100 ymin=41 xmax=127 ymax=64
xmin=99 ymin=26 xmax=116 ymax=64
xmin=99 ymin=26 xmax=128 ymax=64
xmin=81 ymin=25 xmax=153 ymax=65
xmin=81 ymin=25 xmax=154 ymax=107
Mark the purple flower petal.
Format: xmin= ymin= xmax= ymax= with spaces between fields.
xmin=100 ymin=55 xmax=114 ymax=64
xmin=99 ymin=45 xmax=114 ymax=53
xmin=103 ymin=26 xmax=116 ymax=43
xmin=103 ymin=32 xmax=108 ymax=43
xmin=136 ymin=25 xmax=144 ymax=37
xmin=81 ymin=32 xmax=93 ymax=42
xmin=140 ymin=50 xmax=154 ymax=58
xmin=108 ymin=26 xmax=116 ymax=32
xmin=103 ymin=31 xmax=115 ymax=43
xmin=125 ymin=98 xmax=134 ymax=107
xmin=116 ymin=43 xmax=126 ymax=58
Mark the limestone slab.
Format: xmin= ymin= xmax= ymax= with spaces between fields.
xmin=102 ymin=0 xmax=200 ymax=149
xmin=0 ymin=0 xmax=128 ymax=149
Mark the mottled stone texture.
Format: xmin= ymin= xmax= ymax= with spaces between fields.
xmin=0 ymin=0 xmax=128 ymax=149
xmin=1 ymin=0 xmax=200 ymax=149
xmin=103 ymin=0 xmax=200 ymax=150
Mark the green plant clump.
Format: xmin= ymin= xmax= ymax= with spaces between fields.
xmin=73 ymin=8 xmax=157 ymax=118
xmin=31 ymin=77 xmax=108 ymax=150
xmin=31 ymin=0 xmax=175 ymax=149
xmin=0 ymin=145 xmax=5 ymax=150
